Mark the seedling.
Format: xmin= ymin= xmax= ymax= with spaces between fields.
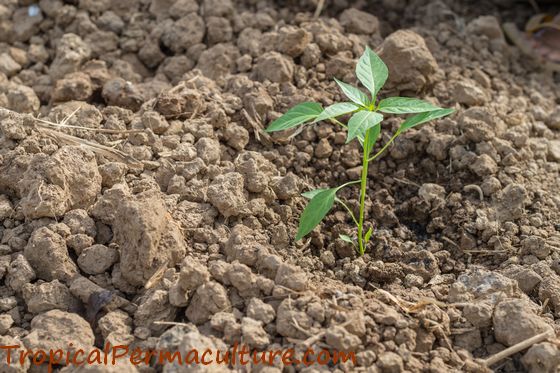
xmin=266 ymin=47 xmax=454 ymax=255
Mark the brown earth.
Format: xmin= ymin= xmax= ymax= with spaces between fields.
xmin=1 ymin=0 xmax=560 ymax=372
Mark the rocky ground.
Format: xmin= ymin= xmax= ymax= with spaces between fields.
xmin=1 ymin=0 xmax=560 ymax=372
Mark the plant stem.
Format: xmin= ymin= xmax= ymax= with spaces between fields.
xmin=329 ymin=118 xmax=348 ymax=129
xmin=368 ymin=130 xmax=400 ymax=162
xmin=357 ymin=130 xmax=371 ymax=255
xmin=337 ymin=198 xmax=358 ymax=226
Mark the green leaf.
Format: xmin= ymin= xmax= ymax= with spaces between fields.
xmin=301 ymin=188 xmax=329 ymax=199
xmin=339 ymin=234 xmax=354 ymax=244
xmin=266 ymin=102 xmax=323 ymax=132
xmin=314 ymin=102 xmax=359 ymax=123
xmin=347 ymin=111 xmax=383 ymax=143
xmin=377 ymin=97 xmax=441 ymax=114
xmin=364 ymin=227 xmax=373 ymax=244
xmin=356 ymin=46 xmax=388 ymax=99
xmin=398 ymin=108 xmax=455 ymax=133
xmin=296 ymin=188 xmax=338 ymax=240
xmin=335 ymin=79 xmax=370 ymax=107
xmin=363 ymin=124 xmax=381 ymax=154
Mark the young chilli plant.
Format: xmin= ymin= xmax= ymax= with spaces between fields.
xmin=266 ymin=47 xmax=454 ymax=256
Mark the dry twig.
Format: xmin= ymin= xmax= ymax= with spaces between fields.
xmin=0 ymin=107 xmax=143 ymax=168
xmin=481 ymin=331 xmax=553 ymax=367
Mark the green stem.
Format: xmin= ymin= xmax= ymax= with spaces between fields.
xmin=337 ymin=198 xmax=358 ymax=226
xmin=357 ymin=130 xmax=371 ymax=255
xmin=367 ymin=131 xmax=400 ymax=162
xmin=329 ymin=118 xmax=348 ymax=129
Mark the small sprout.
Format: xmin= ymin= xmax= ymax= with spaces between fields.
xmin=339 ymin=234 xmax=354 ymax=244
xmin=364 ymin=227 xmax=373 ymax=244
xmin=266 ymin=46 xmax=454 ymax=255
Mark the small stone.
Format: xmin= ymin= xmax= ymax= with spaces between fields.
xmin=325 ymin=326 xmax=361 ymax=351
xmin=97 ymin=189 xmax=186 ymax=287
xmin=274 ymin=263 xmax=307 ymax=291
xmin=142 ymin=111 xmax=169 ymax=135
xmin=453 ymin=79 xmax=490 ymax=106
xmin=196 ymin=137 xmax=220 ymax=164
xmin=171 ymin=143 xmax=197 ymax=162
xmin=340 ymin=8 xmax=379 ymax=34
xmin=185 ymin=281 xmax=230 ymax=324
xmin=196 ymin=43 xmax=239 ymax=81
xmin=5 ymin=254 xmax=36 ymax=292
xmin=377 ymin=351 xmax=404 ymax=373
xmin=101 ymin=78 xmax=143 ymax=111
xmin=77 ymin=244 xmax=118 ymax=275
xmin=23 ymin=310 xmax=94 ymax=354
xmin=276 ymin=26 xmax=312 ymax=57
xmin=522 ymin=342 xmax=560 ymax=373
xmin=450 ymin=268 xmax=517 ymax=302
xmin=320 ymin=251 xmax=336 ymax=267
xmin=241 ymin=317 xmax=270 ymax=349
xmin=493 ymin=299 xmax=553 ymax=346
xmin=226 ymin=262 xmax=259 ymax=298
xmin=418 ymin=183 xmax=446 ymax=208
xmin=134 ymin=289 xmax=176 ymax=334
xmin=503 ymin=265 xmax=542 ymax=294
xmin=246 ymin=298 xmax=275 ymax=324
xmin=378 ymin=30 xmax=438 ymax=92
xmin=454 ymin=329 xmax=482 ymax=352
xmin=0 ymin=52 xmax=21 ymax=77
xmin=224 ymin=123 xmax=249 ymax=151
xmin=7 ymin=84 xmax=40 ymax=113
xmin=206 ymin=17 xmax=232 ymax=45
xmin=98 ymin=310 xmax=132 ymax=340
xmin=24 ymin=227 xmax=78 ymax=282
xmin=496 ymin=183 xmax=528 ymax=222
xmin=276 ymin=298 xmax=314 ymax=339
xmin=546 ymin=107 xmax=560 ymax=130
xmin=168 ymin=282 xmax=189 ymax=307
xmin=18 ymin=147 xmax=101 ymax=219
xmin=22 ymin=280 xmax=76 ymax=313
xmin=139 ymin=39 xmax=165 ymax=68
xmin=49 ymin=33 xmax=91 ymax=80
xmin=0 ymin=314 xmax=14 ymax=334
xmin=52 ymin=72 xmax=93 ymax=102
xmin=210 ymin=311 xmax=237 ymax=332
xmin=315 ymin=138 xmax=333 ymax=158
xmin=463 ymin=301 xmax=493 ymax=327
xmin=302 ymin=43 xmax=322 ymax=68
xmin=404 ymin=273 xmax=424 ymax=287
xmin=66 ymin=234 xmax=95 ymax=255
xmin=272 ymin=173 xmax=301 ymax=200
xmin=0 ymin=195 xmax=13 ymax=220
xmin=548 ymin=140 xmax=560 ymax=162
xmin=178 ymin=259 xmax=210 ymax=291
xmin=537 ymin=275 xmax=560 ymax=316
xmin=254 ymin=52 xmax=294 ymax=83
xmin=168 ymin=0 xmax=199 ymax=18
xmin=466 ymin=16 xmax=505 ymax=41
xmin=481 ymin=176 xmax=501 ymax=196
xmin=202 ymin=0 xmax=233 ymax=17
xmin=522 ymin=236 xmax=550 ymax=260
xmin=161 ymin=15 xmax=205 ymax=53
xmin=207 ymin=172 xmax=247 ymax=218
xmin=63 ymin=209 xmax=96 ymax=237
xmin=0 ymin=296 xmax=16 ymax=312
xmin=98 ymin=162 xmax=127 ymax=187
xmin=469 ymin=154 xmax=498 ymax=176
